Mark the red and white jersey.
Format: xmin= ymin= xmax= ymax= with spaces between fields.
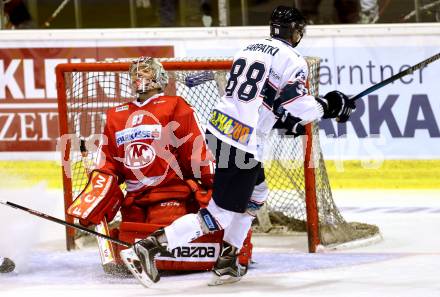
xmin=206 ymin=38 xmax=323 ymax=160
xmin=97 ymin=93 xmax=214 ymax=193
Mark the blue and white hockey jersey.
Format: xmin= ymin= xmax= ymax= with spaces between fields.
xmin=206 ymin=38 xmax=323 ymax=160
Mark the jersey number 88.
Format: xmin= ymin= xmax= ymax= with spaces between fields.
xmin=225 ymin=58 xmax=266 ymax=102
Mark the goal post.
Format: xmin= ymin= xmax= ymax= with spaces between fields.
xmin=55 ymin=57 xmax=380 ymax=253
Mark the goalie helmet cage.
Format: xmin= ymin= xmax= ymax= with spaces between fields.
xmin=55 ymin=58 xmax=380 ymax=253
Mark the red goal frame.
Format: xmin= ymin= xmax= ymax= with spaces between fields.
xmin=55 ymin=60 xmax=320 ymax=252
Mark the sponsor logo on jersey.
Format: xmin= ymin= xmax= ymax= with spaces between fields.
xmin=124 ymin=142 xmax=156 ymax=169
xmin=156 ymin=242 xmax=220 ymax=262
xmin=115 ymin=124 xmax=161 ymax=146
xmin=209 ymin=109 xmax=253 ymax=145
xmin=115 ymin=105 xmax=129 ymax=112
xmin=269 ymin=68 xmax=281 ymax=81
xmin=243 ymin=43 xmax=280 ymax=56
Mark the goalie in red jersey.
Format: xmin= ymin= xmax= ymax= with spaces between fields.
xmin=67 ymin=57 xmax=253 ymax=275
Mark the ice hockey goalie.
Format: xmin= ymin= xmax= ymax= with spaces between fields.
xmin=67 ymin=57 xmax=253 ymax=275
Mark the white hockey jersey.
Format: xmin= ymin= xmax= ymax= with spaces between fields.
xmin=206 ymin=38 xmax=323 ymax=160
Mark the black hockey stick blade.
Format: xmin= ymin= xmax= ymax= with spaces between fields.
xmin=0 ymin=200 xmax=131 ymax=248
xmin=350 ymin=52 xmax=440 ymax=101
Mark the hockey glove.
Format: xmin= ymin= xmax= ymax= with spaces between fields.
xmin=185 ymin=179 xmax=212 ymax=208
xmin=273 ymin=106 xmax=306 ymax=137
xmin=316 ymin=90 xmax=356 ymax=123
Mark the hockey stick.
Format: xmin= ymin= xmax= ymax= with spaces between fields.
xmin=334 ymin=52 xmax=440 ymax=122
xmin=43 ymin=0 xmax=71 ymax=27
xmin=0 ymin=200 xmax=131 ymax=248
xmin=402 ymin=0 xmax=440 ymax=21
xmin=350 ymin=51 xmax=440 ymax=101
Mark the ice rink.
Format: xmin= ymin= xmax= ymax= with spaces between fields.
xmin=1 ymin=186 xmax=439 ymax=297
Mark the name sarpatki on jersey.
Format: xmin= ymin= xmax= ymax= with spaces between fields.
xmin=243 ymin=43 xmax=280 ymax=56
xmin=209 ymin=109 xmax=253 ymax=145
xmin=115 ymin=124 xmax=161 ymax=146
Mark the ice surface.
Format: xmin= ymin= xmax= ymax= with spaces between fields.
xmin=0 ymin=187 xmax=439 ymax=297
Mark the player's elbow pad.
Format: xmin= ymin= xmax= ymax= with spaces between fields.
xmin=67 ymin=170 xmax=124 ymax=226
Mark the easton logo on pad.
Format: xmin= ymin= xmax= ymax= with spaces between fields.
xmin=208 ymin=109 xmax=253 ymax=145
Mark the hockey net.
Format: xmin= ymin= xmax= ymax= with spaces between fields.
xmin=56 ymin=57 xmax=380 ymax=252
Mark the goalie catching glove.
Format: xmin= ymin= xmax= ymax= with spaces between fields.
xmin=315 ymin=90 xmax=356 ymax=123
xmin=67 ymin=170 xmax=124 ymax=227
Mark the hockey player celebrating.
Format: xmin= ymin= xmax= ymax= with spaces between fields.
xmin=66 ymin=57 xmax=253 ymax=274
xmin=121 ymin=5 xmax=356 ymax=288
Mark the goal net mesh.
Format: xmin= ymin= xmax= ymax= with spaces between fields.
xmin=60 ymin=57 xmax=380 ymax=250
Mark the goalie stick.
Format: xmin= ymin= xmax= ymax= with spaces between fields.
xmin=0 ymin=200 xmax=130 ymax=248
xmin=1 ymin=200 xmax=157 ymax=287
xmin=79 ymin=139 xmax=119 ymax=271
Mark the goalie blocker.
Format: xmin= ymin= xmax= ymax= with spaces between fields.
xmin=67 ymin=170 xmax=252 ymax=273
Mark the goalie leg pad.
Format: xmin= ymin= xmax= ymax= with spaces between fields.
xmin=115 ymin=222 xmax=223 ymax=271
xmin=238 ymin=229 xmax=253 ymax=267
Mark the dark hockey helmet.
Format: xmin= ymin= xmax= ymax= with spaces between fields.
xmin=270 ymin=6 xmax=306 ymax=47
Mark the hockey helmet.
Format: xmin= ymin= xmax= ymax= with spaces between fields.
xmin=129 ymin=57 xmax=169 ymax=95
xmin=270 ymin=6 xmax=306 ymax=48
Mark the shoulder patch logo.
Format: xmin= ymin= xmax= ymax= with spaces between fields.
xmin=296 ymin=69 xmax=307 ymax=81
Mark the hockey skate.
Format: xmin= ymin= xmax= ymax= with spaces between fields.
xmin=120 ymin=229 xmax=168 ymax=288
xmin=208 ymin=242 xmax=247 ymax=286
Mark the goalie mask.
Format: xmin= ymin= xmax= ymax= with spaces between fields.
xmin=270 ymin=6 xmax=306 ymax=48
xmin=129 ymin=57 xmax=169 ymax=96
